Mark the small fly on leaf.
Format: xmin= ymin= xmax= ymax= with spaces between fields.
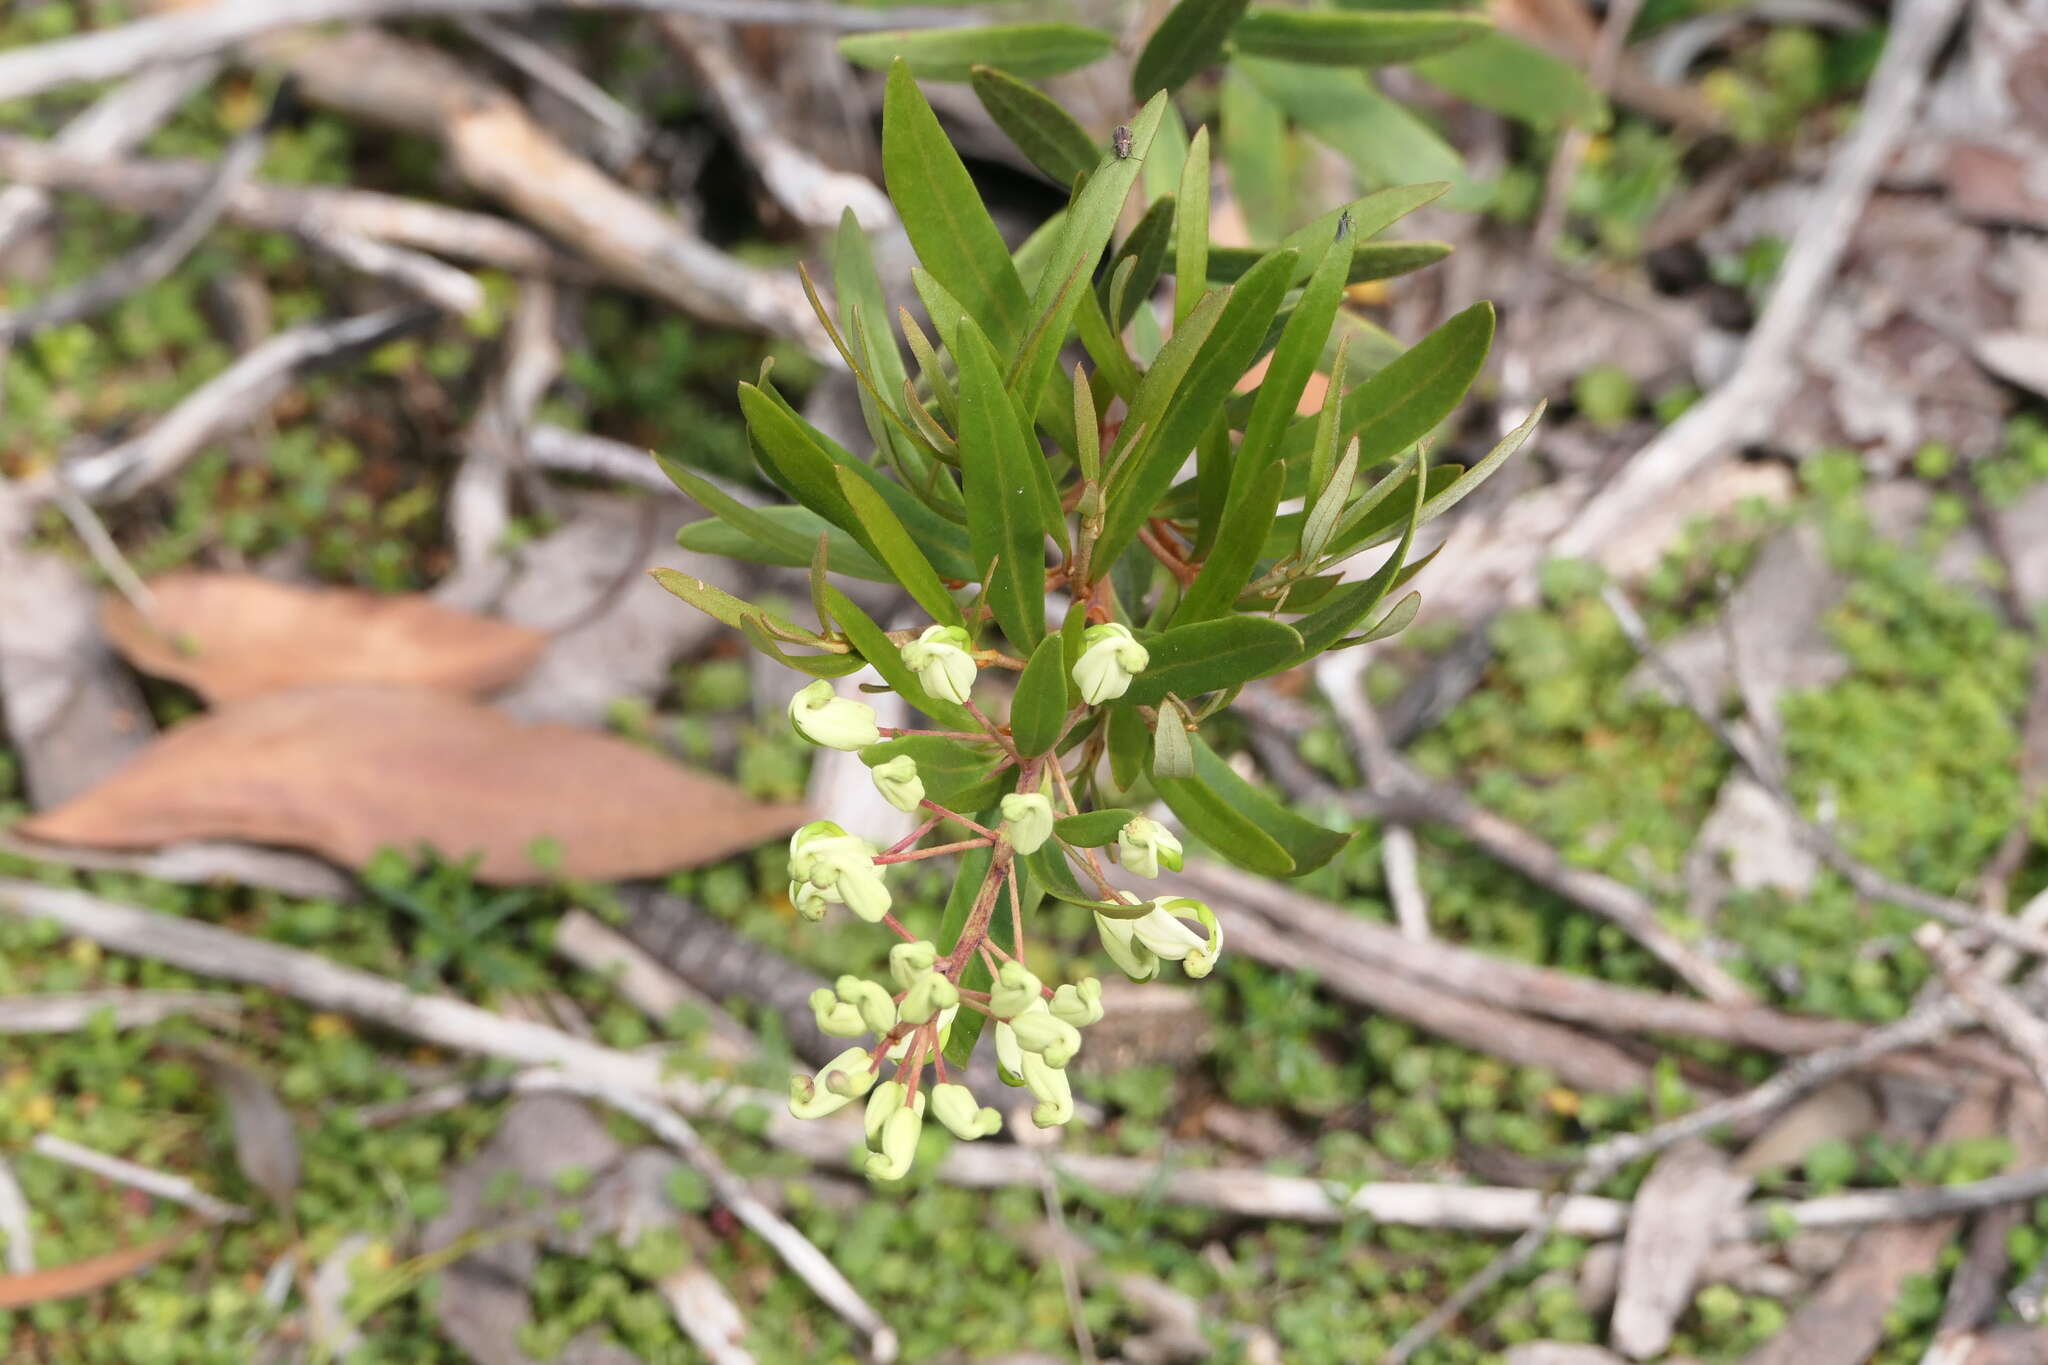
xmin=1112 ymin=125 xmax=1133 ymax=159
xmin=1336 ymin=209 xmax=1353 ymax=242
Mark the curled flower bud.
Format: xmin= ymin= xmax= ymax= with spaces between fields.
xmin=789 ymin=879 xmax=830 ymax=921
xmin=788 ymin=679 xmax=881 ymax=751
xmin=787 ymin=820 xmax=848 ymax=883
xmin=1116 ymin=815 xmax=1183 ymax=879
xmin=835 ymin=975 xmax=898 ymax=1035
xmin=899 ymin=625 xmax=978 ymax=705
xmin=870 ymin=754 xmax=925 ymax=813
xmin=865 ymin=1102 xmax=923 ymax=1181
xmin=1050 ymin=977 xmax=1104 ymax=1028
xmin=788 ymin=1046 xmax=875 ymax=1119
xmin=810 ymin=986 xmax=867 ymax=1037
xmin=899 ymin=970 xmax=960 ymax=1025
xmin=1131 ymin=896 xmax=1223 ymax=978
xmin=1093 ymin=901 xmax=1159 ymax=983
xmin=1009 ymin=1009 xmax=1081 ymax=1068
xmin=884 ymin=1005 xmax=957 ymax=1060
xmin=1000 ymin=791 xmax=1055 ymax=855
xmin=930 ymin=1083 xmax=1002 ymax=1140
xmin=888 ymin=939 xmax=938 ymax=991
xmin=1021 ymin=1050 xmax=1073 ymax=1128
xmin=864 ymin=1080 xmax=916 ymax=1146
xmin=796 ymin=838 xmax=891 ymax=923
xmin=1072 ymin=623 xmax=1149 ymax=705
xmin=988 ymin=960 xmax=1044 ymax=1021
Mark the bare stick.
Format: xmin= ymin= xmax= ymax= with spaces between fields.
xmin=1316 ymin=651 xmax=1430 ymax=940
xmin=0 ymin=136 xmax=570 ymax=275
xmin=1552 ymin=0 xmax=1968 ymax=558
xmin=1921 ymin=926 xmax=2048 ymax=1101
xmin=0 ymin=1157 xmax=32 ymax=1274
xmin=50 ymin=482 xmax=159 ymax=626
xmin=0 ymin=57 xmax=219 ymax=256
xmin=48 ymin=305 xmax=433 ymax=505
xmin=456 ymin=16 xmax=650 ymax=168
xmin=0 ymin=0 xmax=974 ymax=106
xmin=300 ymin=226 xmax=486 ymax=315
xmin=0 ymin=989 xmax=242 ymax=1034
xmin=445 ymin=277 xmax=558 ymax=586
xmin=527 ymin=423 xmax=677 ymax=495
xmin=509 ymin=1072 xmax=899 ymax=1365
xmin=551 ymin=908 xmax=755 ymax=1063
xmin=30 ymin=1134 xmax=248 ymax=1223
xmin=0 ymin=109 xmax=265 ymax=341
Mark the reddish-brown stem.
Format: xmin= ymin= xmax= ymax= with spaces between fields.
xmin=874 ymin=837 xmax=994 ymax=866
xmin=1007 ymin=862 xmax=1026 ymax=968
xmin=1138 ymin=518 xmax=1200 ymax=587
xmin=879 ymin=726 xmax=989 ymax=742
xmin=882 ymin=815 xmax=945 ymax=856
xmin=921 ymin=800 xmax=999 ymax=839
xmin=879 ymin=912 xmax=921 ymax=944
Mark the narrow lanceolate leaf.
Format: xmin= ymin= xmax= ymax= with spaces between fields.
xmin=1221 ymin=67 xmax=1291 ymax=241
xmin=1230 ymin=8 xmax=1487 ymax=68
xmin=1292 ymin=449 xmax=1426 ymax=658
xmin=1101 ymin=194 xmax=1177 ymax=331
xmin=1419 ymin=399 xmax=1544 ymax=528
xmin=1055 ymin=808 xmax=1139 ymax=847
xmin=1134 ymin=0 xmax=1254 ymax=98
xmin=1074 ymin=368 xmax=1101 ymax=482
xmin=845 ymin=24 xmax=1114 ymax=82
xmin=971 ymin=66 xmax=1099 ymax=186
xmin=651 ymin=569 xmax=820 ymax=643
xmin=1155 ymin=760 xmax=1293 ymax=875
xmin=1412 ymin=33 xmax=1603 ymax=131
xmin=884 ymin=61 xmax=1031 ymax=349
xmin=1150 ymin=701 xmax=1195 ymax=780
xmin=1012 ymin=92 xmax=1168 ymax=415
xmin=677 ymin=514 xmax=890 ymax=581
xmin=954 ymin=319 xmax=1057 ymax=650
xmin=741 ymin=615 xmax=868 ymax=677
xmin=1099 ymin=249 xmax=1297 ymax=568
xmin=1340 ymin=588 xmax=1421 ymax=647
xmin=1173 ymin=126 xmax=1210 ymax=327
xmin=1285 ymin=183 xmax=1450 ymax=256
xmin=833 ymin=211 xmax=916 ymax=465
xmin=1299 ymin=437 xmax=1359 ymax=563
xmin=658 ymin=455 xmax=813 ymax=563
xmin=831 ymin=468 xmax=961 ymax=627
xmin=1280 ymin=301 xmax=1494 ymax=467
xmin=1242 ymin=57 xmax=1462 ymax=189
xmin=1206 ymin=239 xmax=1450 ymax=287
xmin=1010 ymin=634 xmax=1070 ymax=756
xmin=736 ymin=383 xmax=860 ymax=532
xmin=1168 ymin=734 xmax=1352 ymax=875
xmin=1122 ymin=617 xmax=1303 ymax=707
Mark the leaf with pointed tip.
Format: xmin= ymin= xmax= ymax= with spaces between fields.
xmin=831 ymin=468 xmax=961 ymax=627
xmin=1231 ymin=8 xmax=1486 ymax=67
xmin=954 ymin=319 xmax=1056 ymax=650
xmin=1155 ymin=762 xmax=1292 ymax=875
xmin=1150 ymin=701 xmax=1195 ymax=779
xmin=846 ymin=24 xmax=1114 ymax=82
xmin=1207 ymin=239 xmax=1450 ymax=286
xmin=741 ymin=615 xmax=867 ymax=677
xmin=884 ymin=61 xmax=1030 ymax=348
xmin=1413 ymin=33 xmax=1603 ymax=130
xmin=1134 ymin=0 xmax=1253 ymax=97
xmin=1123 ymin=617 xmax=1303 ymax=707
xmin=1278 ymin=301 xmax=1494 ymax=468
xmin=970 ymin=66 xmax=1099 ymax=186
xmin=1101 ymin=194 xmax=1177 ymax=331
xmin=676 ymin=515 xmax=889 ymax=581
xmin=1056 ymin=808 xmax=1140 ymax=847
xmin=1162 ymin=733 xmax=1351 ymax=875
xmin=1243 ymin=57 xmax=1462 ymax=188
xmin=1290 ymin=449 xmax=1426 ymax=658
xmin=1174 ymin=126 xmax=1210 ymax=327
xmin=1010 ymin=634 xmax=1069 ymax=756
xmin=1339 ymin=588 xmax=1421 ymax=647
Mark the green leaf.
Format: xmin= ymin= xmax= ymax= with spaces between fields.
xmin=1073 ymin=369 xmax=1101 ymax=483
xmin=1207 ymin=239 xmax=1450 ymax=287
xmin=1300 ymin=437 xmax=1359 ymax=563
xmin=1280 ymin=300 xmax=1493 ymax=467
xmin=1123 ymin=617 xmax=1303 ymax=706
xmin=736 ymin=383 xmax=860 ymax=529
xmin=863 ymin=736 xmax=1007 ymax=810
xmin=970 ymin=66 xmax=1099 ymax=186
xmin=1107 ymin=703 xmax=1148 ymax=791
xmin=1291 ymin=448 xmax=1425 ymax=657
xmin=1243 ymin=57 xmax=1462 ymax=188
xmin=833 ymin=213 xmax=918 ymax=470
xmin=940 ymin=840 xmax=996 ymax=1068
xmin=1417 ymin=399 xmax=1543 ymax=528
xmin=1165 ymin=734 xmax=1351 ymax=875
xmin=1022 ymin=844 xmax=1120 ymax=910
xmin=1155 ymin=762 xmax=1292 ymax=876
xmin=1151 ymin=701 xmax=1195 ymax=779
xmin=650 ymin=569 xmax=809 ymax=640
xmin=884 ymin=61 xmax=1031 ymax=349
xmin=954 ymin=319 xmax=1056 ymax=650
xmin=1340 ymin=588 xmax=1420 ymax=646
xmin=1134 ymin=0 xmax=1254 ymax=97
xmin=831 ymin=467 xmax=962 ymax=627
xmin=1099 ymin=248 xmax=1297 ymax=568
xmin=1221 ymin=68 xmax=1291 ymax=241
xmin=1012 ymin=93 xmax=1168 ymax=416
xmin=1010 ymin=634 xmax=1069 ymax=756
xmin=846 ymin=25 xmax=1114 ymax=82
xmin=1173 ymin=126 xmax=1210 ymax=327
xmin=825 ymin=586 xmax=978 ymax=730
xmin=1231 ymin=8 xmax=1486 ymax=67
xmin=1285 ymin=182 xmax=1451 ymax=254
xmin=1055 ymin=809 xmax=1140 ymax=847
xmin=677 ymin=513 xmax=890 ymax=582
xmin=1060 ymin=599 xmax=1090 ymax=706
xmin=657 ymin=455 xmax=815 ymax=562
xmin=1101 ymin=194 xmax=1177 ymax=331
xmin=1073 ymin=285 xmax=1143 ymax=400
xmin=740 ymin=615 xmax=867 ymax=677
xmin=1412 ymin=33 xmax=1602 ymax=130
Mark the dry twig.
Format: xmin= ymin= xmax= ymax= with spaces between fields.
xmin=0 ymin=989 xmax=242 ymax=1034
xmin=0 ymin=1158 xmax=32 ymax=1275
xmin=29 ymin=1135 xmax=248 ymax=1224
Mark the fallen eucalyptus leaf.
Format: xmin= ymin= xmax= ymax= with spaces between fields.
xmin=101 ymin=572 xmax=547 ymax=703
xmin=0 ymin=1223 xmax=198 ymax=1309
xmin=17 ymin=686 xmax=807 ymax=884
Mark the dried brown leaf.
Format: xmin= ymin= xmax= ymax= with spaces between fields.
xmin=0 ymin=1222 xmax=197 ymax=1309
xmin=197 ymin=1047 xmax=300 ymax=1209
xmin=102 ymin=573 xmax=546 ymax=702
xmin=16 ymin=686 xmax=808 ymax=884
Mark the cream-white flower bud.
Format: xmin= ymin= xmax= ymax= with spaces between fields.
xmin=1008 ymin=1009 xmax=1080 ymax=1068
xmin=1050 ymin=977 xmax=1104 ymax=1029
xmin=1131 ymin=896 xmax=1223 ymax=978
xmin=899 ymin=970 xmax=959 ymax=1026
xmin=888 ymin=939 xmax=939 ymax=991
xmin=930 ymin=1083 xmax=1002 ymax=1140
xmin=870 ymin=753 xmax=926 ymax=813
xmin=788 ymin=679 xmax=881 ymax=750
xmin=1116 ymin=815 xmax=1183 ymax=879
xmin=899 ymin=624 xmax=978 ymax=706
xmin=789 ymin=879 xmax=830 ymax=921
xmin=988 ymin=960 xmax=1044 ymax=1021
xmin=864 ymin=1102 xmax=923 ymax=1181
xmin=788 ymin=1046 xmax=875 ymax=1119
xmin=1021 ymin=1050 xmax=1073 ymax=1128
xmin=835 ymin=975 xmax=897 ymax=1035
xmin=810 ymin=986 xmax=868 ymax=1037
xmin=1072 ymin=623 xmax=1148 ymax=705
xmin=1000 ymin=791 xmax=1054 ymax=855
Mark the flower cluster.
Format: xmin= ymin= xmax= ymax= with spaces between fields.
xmin=777 ymin=617 xmax=1223 ymax=1180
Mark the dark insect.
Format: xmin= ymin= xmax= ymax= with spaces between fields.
xmin=1112 ymin=125 xmax=1133 ymax=159
xmin=1336 ymin=209 xmax=1353 ymax=241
